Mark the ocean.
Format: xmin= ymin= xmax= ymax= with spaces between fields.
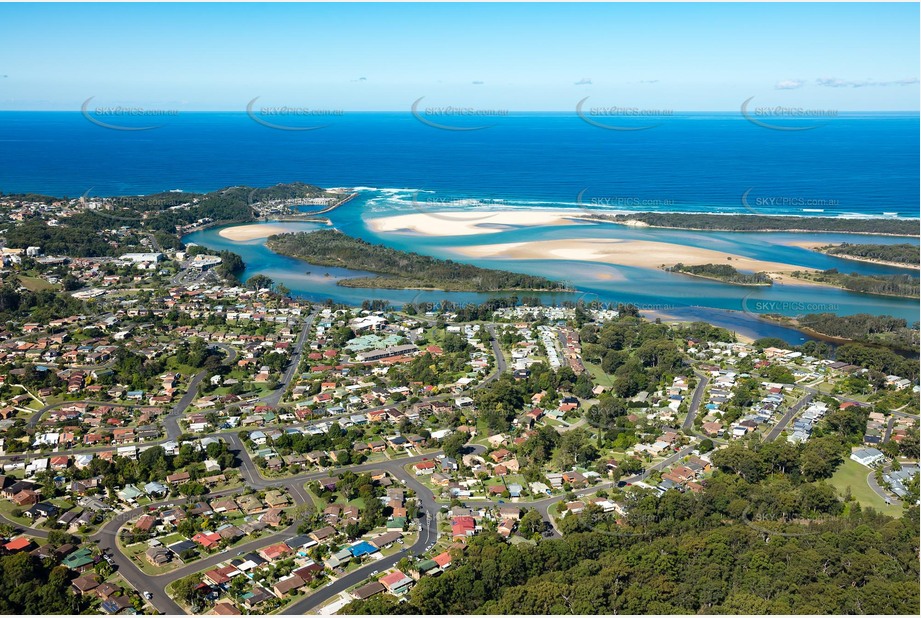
xmin=2 ymin=112 xmax=918 ymax=343
xmin=1 ymin=112 xmax=918 ymax=219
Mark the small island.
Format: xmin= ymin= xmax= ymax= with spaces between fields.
xmin=663 ymin=263 xmax=773 ymax=286
xmin=266 ymin=229 xmax=568 ymax=292
xmin=815 ymin=242 xmax=920 ymax=268
xmin=787 ymin=268 xmax=919 ymax=298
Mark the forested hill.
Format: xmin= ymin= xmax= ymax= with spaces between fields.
xmin=266 ymin=229 xmax=567 ymax=292
xmin=344 ymin=398 xmax=919 ymax=615
xmin=343 ymin=464 xmax=920 ymax=614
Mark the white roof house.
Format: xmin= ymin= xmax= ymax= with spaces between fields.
xmin=850 ymin=447 xmax=885 ymax=468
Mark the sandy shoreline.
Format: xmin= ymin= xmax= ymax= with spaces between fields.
xmin=644 ymin=309 xmax=758 ymax=344
xmin=218 ymin=224 xmax=299 ymax=241
xmin=365 ymin=210 xmax=586 ymax=236
xmin=781 ymin=240 xmax=828 ymax=250
xmin=452 ymin=238 xmax=812 ymax=275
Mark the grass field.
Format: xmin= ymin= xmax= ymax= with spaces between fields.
xmin=583 ymin=361 xmax=614 ymax=388
xmin=0 ymin=499 xmax=36 ymax=527
xmin=118 ymin=537 xmax=183 ymax=576
xmin=829 ymin=458 xmax=902 ymax=518
xmin=17 ymin=275 xmax=58 ymax=292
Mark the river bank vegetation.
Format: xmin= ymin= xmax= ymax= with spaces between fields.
xmin=588 ymin=212 xmax=918 ymax=236
xmin=789 ymin=269 xmax=919 ymax=298
xmin=665 ymin=263 xmax=772 ymax=286
xmin=817 ymin=243 xmax=919 ymax=267
xmin=266 ymin=230 xmax=567 ymax=292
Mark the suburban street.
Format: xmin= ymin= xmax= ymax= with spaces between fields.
xmin=5 ymin=311 xmax=900 ymax=616
xmin=683 ymin=371 xmax=709 ymax=431
xmin=763 ymin=392 xmax=814 ymax=442
xmin=0 ymin=311 xmax=701 ymax=615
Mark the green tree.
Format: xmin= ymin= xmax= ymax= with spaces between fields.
xmin=442 ymin=432 xmax=469 ymax=460
xmin=518 ymin=509 xmax=545 ymax=537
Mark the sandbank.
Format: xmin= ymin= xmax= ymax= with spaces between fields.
xmin=365 ymin=210 xmax=584 ymax=236
xmin=218 ymin=224 xmax=298 ymax=241
xmin=452 ymin=238 xmax=814 ymax=275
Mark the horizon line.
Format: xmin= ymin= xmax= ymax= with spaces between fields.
xmin=2 ymin=109 xmax=919 ymax=114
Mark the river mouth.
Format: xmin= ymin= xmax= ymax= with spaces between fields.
xmin=180 ymin=190 xmax=918 ymax=347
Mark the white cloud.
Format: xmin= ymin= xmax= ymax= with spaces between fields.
xmin=775 ymin=79 xmax=804 ymax=90
xmin=574 ymin=78 xmax=592 ymax=86
xmin=816 ymin=77 xmax=919 ymax=88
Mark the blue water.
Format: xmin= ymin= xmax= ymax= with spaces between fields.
xmin=1 ymin=112 xmax=918 ymax=219
xmin=3 ymin=111 xmax=918 ymax=344
xmin=184 ymin=207 xmax=920 ymax=345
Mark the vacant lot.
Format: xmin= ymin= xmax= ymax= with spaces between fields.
xmin=829 ymin=458 xmax=902 ymax=518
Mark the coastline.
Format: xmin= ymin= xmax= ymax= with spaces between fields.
xmin=783 ymin=240 xmax=920 ymax=270
xmin=819 ymin=252 xmax=920 ymax=271
xmin=782 ymin=273 xmax=919 ymax=299
xmin=364 ymin=209 xmax=921 ymax=239
xmin=335 ymin=277 xmax=573 ymax=293
xmin=584 ymin=214 xmax=920 ymax=237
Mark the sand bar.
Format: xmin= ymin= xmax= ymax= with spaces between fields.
xmin=781 ymin=240 xmax=828 ymax=250
xmin=219 ymin=224 xmax=298 ymax=241
xmin=453 ymin=238 xmax=813 ymax=275
xmin=366 ymin=210 xmax=584 ymax=236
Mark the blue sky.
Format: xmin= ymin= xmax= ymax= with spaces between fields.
xmin=1 ymin=2 xmax=918 ymax=111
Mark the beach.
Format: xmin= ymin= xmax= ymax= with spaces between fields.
xmin=365 ymin=210 xmax=586 ymax=236
xmin=218 ymin=224 xmax=298 ymax=241
xmin=452 ymin=238 xmax=813 ymax=275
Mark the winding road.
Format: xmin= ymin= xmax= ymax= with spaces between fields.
xmin=2 ymin=316 xmax=742 ymax=615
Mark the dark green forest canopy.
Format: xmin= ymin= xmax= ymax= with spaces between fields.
xmin=665 ymin=263 xmax=772 ymax=286
xmin=791 ymin=269 xmax=919 ymax=299
xmin=819 ymin=243 xmax=920 ymax=266
xmin=343 ymin=478 xmax=920 ymax=615
xmin=0 ymin=552 xmax=88 ymax=614
xmin=587 ymin=212 xmax=919 ymax=236
xmin=265 ymin=229 xmax=566 ymax=292
xmin=345 ymin=368 xmax=919 ymax=615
